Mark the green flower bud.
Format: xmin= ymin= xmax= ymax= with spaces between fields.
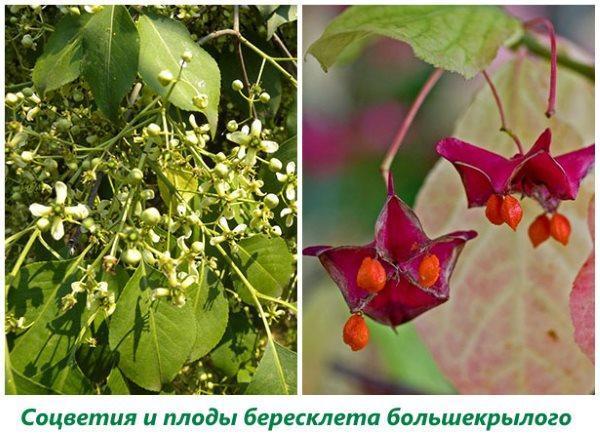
xmin=264 ymin=193 xmax=279 ymax=209
xmin=147 ymin=123 xmax=161 ymax=137
xmin=181 ymin=50 xmax=193 ymax=63
xmin=269 ymin=158 xmax=283 ymax=172
xmin=122 ymin=248 xmax=142 ymax=266
xmin=191 ymin=241 xmax=205 ymax=253
xmin=259 ymin=92 xmax=271 ymax=103
xmin=214 ymin=163 xmax=229 ymax=178
xmin=158 ymin=70 xmax=174 ymax=86
xmin=231 ymin=79 xmax=244 ymax=91
xmin=36 ymin=217 xmax=51 ymax=231
xmin=21 ymin=34 xmax=34 ymax=48
xmin=55 ymin=118 xmax=72 ymax=132
xmin=43 ymin=158 xmax=58 ymax=170
xmin=22 ymin=87 xmax=34 ymax=98
xmin=141 ymin=189 xmax=155 ymax=200
xmin=73 ymin=91 xmax=84 ymax=102
xmin=192 ymin=94 xmax=209 ymax=109
xmin=5 ymin=93 xmax=20 ymax=106
xmin=129 ymin=168 xmax=144 ymax=184
xmin=226 ymin=120 xmax=238 ymax=132
xmin=141 ymin=207 xmax=161 ymax=226
xmin=20 ymin=151 xmax=35 ymax=162
xmin=82 ymin=217 xmax=95 ymax=230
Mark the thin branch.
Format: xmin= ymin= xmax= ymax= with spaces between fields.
xmin=481 ymin=70 xmax=524 ymax=154
xmin=197 ymin=27 xmax=297 ymax=87
xmin=197 ymin=28 xmax=238 ymax=45
xmin=233 ymin=6 xmax=254 ymax=118
xmin=519 ymin=34 xmax=593 ymax=81
xmin=272 ymin=31 xmax=297 ymax=69
xmin=524 ymin=18 xmax=557 ymax=118
xmin=380 ymin=68 xmax=443 ymax=183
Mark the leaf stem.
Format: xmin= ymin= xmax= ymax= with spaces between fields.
xmin=481 ymin=70 xmax=524 ymax=154
xmin=254 ymin=291 xmax=297 ymax=313
xmin=198 ymin=27 xmax=297 ymax=87
xmin=380 ymin=68 xmax=443 ymax=183
xmin=5 ymin=229 xmax=40 ymax=296
xmin=272 ymin=32 xmax=297 ymax=69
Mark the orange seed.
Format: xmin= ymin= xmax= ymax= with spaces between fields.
xmin=501 ymin=195 xmax=523 ymax=230
xmin=343 ymin=314 xmax=369 ymax=351
xmin=356 ymin=257 xmax=386 ymax=293
xmin=418 ymin=254 xmax=440 ymax=288
xmin=550 ymin=213 xmax=571 ymax=245
xmin=528 ymin=214 xmax=551 ymax=248
xmin=485 ymin=194 xmax=504 ymax=225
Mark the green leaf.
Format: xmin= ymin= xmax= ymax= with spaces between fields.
xmin=7 ymin=259 xmax=94 ymax=394
xmin=245 ymin=342 xmax=296 ymax=395
xmin=232 ymin=235 xmax=294 ymax=306
xmin=256 ymin=5 xmax=279 ymax=19
xmin=307 ymin=5 xmax=523 ymax=78
xmin=266 ymin=6 xmax=297 ymax=40
xmin=82 ymin=5 xmax=139 ymax=120
xmin=5 ymin=346 xmax=58 ymax=395
xmin=76 ymin=322 xmax=118 ymax=384
xmin=137 ymin=13 xmax=221 ymax=136
xmin=188 ymin=265 xmax=229 ymax=361
xmin=156 ymin=162 xmax=198 ymax=208
xmin=104 ymin=368 xmax=130 ymax=395
xmin=210 ymin=313 xmax=257 ymax=377
xmin=108 ymin=264 xmax=196 ymax=392
xmin=32 ymin=14 xmax=90 ymax=94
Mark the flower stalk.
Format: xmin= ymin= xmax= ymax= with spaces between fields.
xmin=380 ymin=68 xmax=443 ymax=183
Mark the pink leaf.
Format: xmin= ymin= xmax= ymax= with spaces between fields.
xmin=414 ymin=56 xmax=594 ymax=394
xmin=570 ymin=197 xmax=594 ymax=363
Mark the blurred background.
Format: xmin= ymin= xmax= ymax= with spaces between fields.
xmin=302 ymin=5 xmax=594 ymax=395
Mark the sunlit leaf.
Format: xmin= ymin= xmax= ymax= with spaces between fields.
xmin=104 ymin=368 xmax=130 ymax=395
xmin=7 ymin=259 xmax=94 ymax=394
xmin=188 ymin=265 xmax=229 ymax=361
xmin=82 ymin=6 xmax=139 ymax=120
xmin=32 ymin=14 xmax=90 ymax=94
xmin=137 ymin=13 xmax=221 ymax=136
xmin=108 ymin=264 xmax=196 ymax=392
xmin=246 ymin=342 xmax=297 ymax=394
xmin=210 ymin=313 xmax=257 ymax=377
xmin=232 ymin=234 xmax=294 ymax=306
xmin=308 ymin=5 xmax=523 ymax=78
xmin=266 ymin=6 xmax=297 ymax=40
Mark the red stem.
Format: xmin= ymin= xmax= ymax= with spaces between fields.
xmin=482 ymin=70 xmax=524 ymax=154
xmin=380 ymin=68 xmax=443 ymax=183
xmin=524 ymin=18 xmax=557 ymax=118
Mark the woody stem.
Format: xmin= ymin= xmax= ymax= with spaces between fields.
xmin=481 ymin=70 xmax=524 ymax=154
xmin=380 ymin=68 xmax=443 ymax=183
xmin=524 ymin=18 xmax=557 ymax=118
